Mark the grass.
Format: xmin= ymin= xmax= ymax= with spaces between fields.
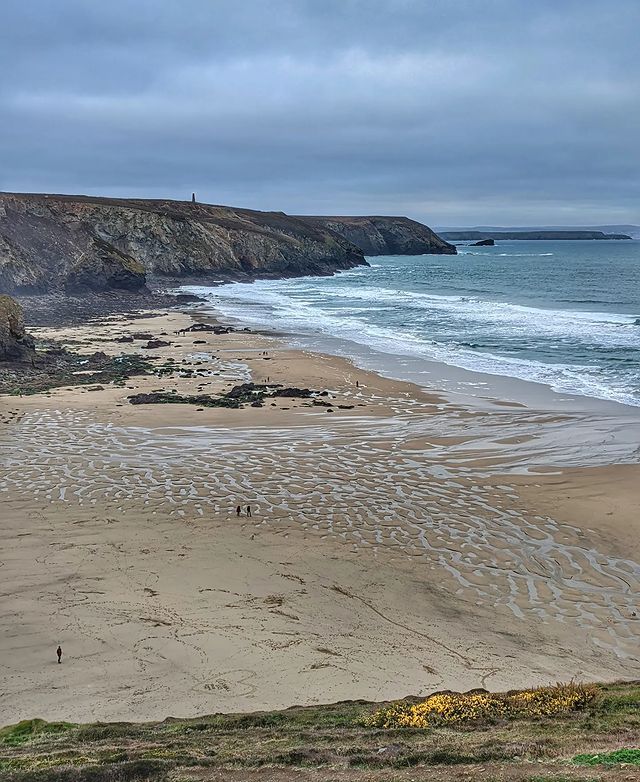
xmin=0 ymin=720 xmax=77 ymax=746
xmin=0 ymin=682 xmax=639 ymax=781
xmin=573 ymin=748 xmax=640 ymax=765
xmin=0 ymin=759 xmax=169 ymax=781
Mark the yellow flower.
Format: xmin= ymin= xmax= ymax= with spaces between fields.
xmin=361 ymin=683 xmax=598 ymax=729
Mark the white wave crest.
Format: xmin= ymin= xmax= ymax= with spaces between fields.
xmin=181 ymin=279 xmax=640 ymax=407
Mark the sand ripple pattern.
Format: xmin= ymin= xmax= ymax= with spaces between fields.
xmin=2 ymin=407 xmax=639 ymax=659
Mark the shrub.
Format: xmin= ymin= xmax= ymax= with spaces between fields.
xmin=362 ymin=683 xmax=599 ymax=729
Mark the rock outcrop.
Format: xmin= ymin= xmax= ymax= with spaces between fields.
xmin=0 ymin=294 xmax=35 ymax=361
xmin=0 ymin=193 xmax=367 ymax=294
xmin=470 ymin=238 xmax=495 ymax=246
xmin=296 ymin=215 xmax=456 ymax=255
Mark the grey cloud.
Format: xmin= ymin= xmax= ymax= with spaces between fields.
xmin=0 ymin=0 xmax=638 ymax=224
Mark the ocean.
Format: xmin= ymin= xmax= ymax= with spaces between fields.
xmin=183 ymin=239 xmax=640 ymax=408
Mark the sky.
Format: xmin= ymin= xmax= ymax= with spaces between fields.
xmin=0 ymin=0 xmax=638 ymax=226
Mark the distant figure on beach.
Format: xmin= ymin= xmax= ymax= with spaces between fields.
xmin=56 ymin=645 xmax=62 ymax=664
xmin=246 ymin=505 xmax=252 ymax=517
xmin=236 ymin=505 xmax=241 ymax=517
xmin=356 ymin=380 xmax=359 ymax=388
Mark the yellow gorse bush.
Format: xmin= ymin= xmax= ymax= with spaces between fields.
xmin=362 ymin=683 xmax=598 ymax=729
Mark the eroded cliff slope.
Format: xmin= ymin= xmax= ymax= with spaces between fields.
xmin=297 ymin=215 xmax=457 ymax=255
xmin=0 ymin=193 xmax=367 ymax=294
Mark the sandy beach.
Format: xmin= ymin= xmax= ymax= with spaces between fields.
xmin=1 ymin=308 xmax=639 ymax=725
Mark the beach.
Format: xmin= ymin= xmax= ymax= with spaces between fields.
xmin=1 ymin=307 xmax=639 ymax=725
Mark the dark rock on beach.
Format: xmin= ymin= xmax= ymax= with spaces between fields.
xmin=224 ymin=383 xmax=272 ymax=400
xmin=174 ymin=292 xmax=207 ymax=304
xmin=176 ymin=322 xmax=236 ymax=335
xmin=271 ymin=386 xmax=316 ymax=398
xmin=128 ymin=382 xmax=323 ymax=410
xmin=0 ymin=345 xmax=154 ymax=395
xmin=142 ymin=339 xmax=171 ymax=349
xmin=0 ymin=294 xmax=35 ymax=361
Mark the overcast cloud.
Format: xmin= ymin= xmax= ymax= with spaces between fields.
xmin=0 ymin=0 xmax=638 ymax=224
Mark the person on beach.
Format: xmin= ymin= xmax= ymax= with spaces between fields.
xmin=246 ymin=505 xmax=252 ymax=517
xmin=56 ymin=645 xmax=62 ymax=664
xmin=236 ymin=505 xmax=241 ymax=517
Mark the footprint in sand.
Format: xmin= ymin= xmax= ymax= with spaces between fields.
xmin=4 ymin=406 xmax=640 ymax=661
xmin=200 ymin=669 xmax=258 ymax=697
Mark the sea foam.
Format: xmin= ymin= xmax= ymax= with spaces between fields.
xmin=182 ymin=240 xmax=640 ymax=407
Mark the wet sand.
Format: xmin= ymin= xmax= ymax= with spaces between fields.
xmin=1 ymin=310 xmax=639 ymax=724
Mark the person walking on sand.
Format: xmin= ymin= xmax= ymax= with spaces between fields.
xmin=236 ymin=505 xmax=241 ymax=518
xmin=246 ymin=505 xmax=252 ymax=517
xmin=56 ymin=645 xmax=62 ymax=664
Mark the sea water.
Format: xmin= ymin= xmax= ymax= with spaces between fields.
xmin=183 ymin=239 xmax=640 ymax=408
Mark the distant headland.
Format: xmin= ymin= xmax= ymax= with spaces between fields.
xmin=440 ymin=230 xmax=632 ymax=241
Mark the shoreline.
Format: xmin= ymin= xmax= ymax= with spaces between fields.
xmin=1 ymin=304 xmax=639 ymax=724
xmin=179 ymin=281 xmax=640 ymax=417
xmin=182 ymin=294 xmax=640 ymax=472
xmin=185 ymin=299 xmax=640 ymax=550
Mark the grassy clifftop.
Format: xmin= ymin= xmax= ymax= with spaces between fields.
xmin=1 ymin=681 xmax=639 ymax=781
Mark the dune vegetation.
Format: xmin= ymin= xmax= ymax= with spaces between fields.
xmin=1 ymin=681 xmax=639 ymax=781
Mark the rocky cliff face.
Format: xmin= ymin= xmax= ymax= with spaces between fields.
xmin=0 ymin=294 xmax=35 ymax=361
xmin=0 ymin=193 xmax=367 ymax=294
xmin=297 ymin=216 xmax=456 ymax=256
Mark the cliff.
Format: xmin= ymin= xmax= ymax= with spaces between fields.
xmin=296 ymin=215 xmax=457 ymax=255
xmin=0 ymin=193 xmax=367 ymax=294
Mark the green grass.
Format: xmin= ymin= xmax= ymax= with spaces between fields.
xmin=1 ymin=682 xmax=639 ymax=781
xmin=0 ymin=720 xmax=76 ymax=746
xmin=573 ymin=748 xmax=640 ymax=765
